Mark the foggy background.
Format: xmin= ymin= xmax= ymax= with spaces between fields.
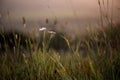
xmin=0 ymin=0 xmax=120 ymax=38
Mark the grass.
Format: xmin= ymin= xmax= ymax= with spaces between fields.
xmin=0 ymin=23 xmax=120 ymax=80
xmin=0 ymin=0 xmax=120 ymax=79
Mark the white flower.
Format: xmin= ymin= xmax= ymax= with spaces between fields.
xmin=39 ymin=27 xmax=47 ymax=31
xmin=48 ymin=30 xmax=56 ymax=34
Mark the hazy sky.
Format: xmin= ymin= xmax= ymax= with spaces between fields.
xmin=1 ymin=0 xmax=119 ymax=36
xmin=3 ymin=0 xmax=100 ymax=19
xmin=2 ymin=0 xmax=119 ymax=20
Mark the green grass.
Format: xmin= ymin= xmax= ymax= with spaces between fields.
xmin=0 ymin=23 xmax=120 ymax=80
xmin=0 ymin=0 xmax=120 ymax=79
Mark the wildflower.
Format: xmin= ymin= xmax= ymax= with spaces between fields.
xmin=48 ymin=30 xmax=56 ymax=34
xmin=39 ymin=27 xmax=47 ymax=31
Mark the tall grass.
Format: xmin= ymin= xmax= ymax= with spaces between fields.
xmin=0 ymin=23 xmax=120 ymax=80
xmin=0 ymin=0 xmax=120 ymax=80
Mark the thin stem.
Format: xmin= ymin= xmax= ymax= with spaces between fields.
xmin=98 ymin=0 xmax=104 ymax=28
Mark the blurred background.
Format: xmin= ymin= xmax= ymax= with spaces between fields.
xmin=0 ymin=0 xmax=120 ymax=38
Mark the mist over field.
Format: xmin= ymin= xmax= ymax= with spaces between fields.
xmin=0 ymin=0 xmax=120 ymax=37
xmin=0 ymin=1 xmax=120 ymax=80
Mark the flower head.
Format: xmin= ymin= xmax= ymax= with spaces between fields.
xmin=39 ymin=27 xmax=47 ymax=31
xmin=48 ymin=30 xmax=56 ymax=34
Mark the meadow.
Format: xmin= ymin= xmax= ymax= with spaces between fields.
xmin=0 ymin=0 xmax=120 ymax=80
xmin=0 ymin=23 xmax=120 ymax=80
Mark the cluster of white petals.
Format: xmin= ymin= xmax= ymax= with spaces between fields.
xmin=39 ymin=27 xmax=56 ymax=34
xmin=39 ymin=27 xmax=47 ymax=31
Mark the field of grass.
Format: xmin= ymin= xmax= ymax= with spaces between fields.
xmin=0 ymin=0 xmax=120 ymax=79
xmin=0 ymin=23 xmax=120 ymax=80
